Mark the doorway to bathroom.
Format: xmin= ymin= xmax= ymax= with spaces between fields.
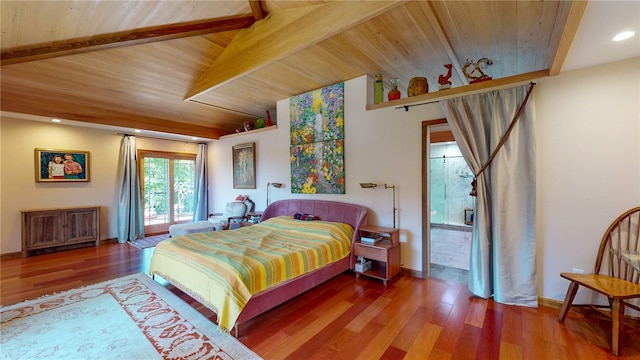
xmin=425 ymin=122 xmax=474 ymax=283
xmin=430 ymin=141 xmax=474 ymax=282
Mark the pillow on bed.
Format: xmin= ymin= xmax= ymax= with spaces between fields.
xmin=293 ymin=212 xmax=320 ymax=221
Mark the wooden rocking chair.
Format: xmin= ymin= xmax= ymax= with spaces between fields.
xmin=558 ymin=206 xmax=640 ymax=356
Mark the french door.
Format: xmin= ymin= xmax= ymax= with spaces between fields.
xmin=139 ymin=150 xmax=196 ymax=234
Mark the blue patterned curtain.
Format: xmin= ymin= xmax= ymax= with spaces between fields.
xmin=117 ymin=135 xmax=144 ymax=242
xmin=193 ymin=143 xmax=209 ymax=221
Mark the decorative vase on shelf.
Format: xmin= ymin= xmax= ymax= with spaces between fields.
xmin=373 ymin=73 xmax=384 ymax=104
xmin=388 ymin=78 xmax=401 ymax=101
xmin=408 ymin=76 xmax=428 ymax=97
xmin=266 ymin=110 xmax=273 ymax=127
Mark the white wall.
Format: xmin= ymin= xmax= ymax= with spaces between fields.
xmin=536 ymin=57 xmax=640 ymax=303
xmin=2 ymin=57 xmax=638 ymax=306
xmin=0 ymin=119 xmax=198 ymax=253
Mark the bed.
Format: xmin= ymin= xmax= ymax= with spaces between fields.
xmin=149 ymin=199 xmax=368 ymax=335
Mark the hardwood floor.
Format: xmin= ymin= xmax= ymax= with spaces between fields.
xmin=2 ymin=242 xmax=639 ymax=359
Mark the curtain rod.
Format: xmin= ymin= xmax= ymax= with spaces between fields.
xmin=394 ymin=81 xmax=537 ymax=112
xmin=116 ymin=133 xmax=205 ymax=144
xmin=394 ymin=100 xmax=439 ymax=111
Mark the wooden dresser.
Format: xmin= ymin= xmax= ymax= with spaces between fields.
xmin=21 ymin=206 xmax=100 ymax=256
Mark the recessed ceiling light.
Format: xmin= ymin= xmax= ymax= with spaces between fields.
xmin=191 ymin=137 xmax=198 ymax=140
xmin=613 ymin=31 xmax=635 ymax=42
xmin=134 ymin=129 xmax=142 ymax=133
xmin=51 ymin=118 xmax=61 ymax=123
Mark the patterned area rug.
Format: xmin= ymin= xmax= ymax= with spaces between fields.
xmin=0 ymin=273 xmax=261 ymax=360
xmin=128 ymin=233 xmax=170 ymax=249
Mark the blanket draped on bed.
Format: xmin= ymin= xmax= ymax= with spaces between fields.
xmin=149 ymin=216 xmax=354 ymax=332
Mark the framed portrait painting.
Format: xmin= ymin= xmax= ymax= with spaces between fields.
xmin=232 ymin=142 xmax=256 ymax=189
xmin=35 ymin=148 xmax=90 ymax=182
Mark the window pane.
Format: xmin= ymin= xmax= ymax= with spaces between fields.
xmin=174 ymin=159 xmax=195 ymax=222
xmin=140 ymin=151 xmax=196 ymax=233
xmin=143 ymin=157 xmax=169 ymax=226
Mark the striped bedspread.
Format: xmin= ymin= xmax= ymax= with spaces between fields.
xmin=149 ymin=216 xmax=354 ymax=332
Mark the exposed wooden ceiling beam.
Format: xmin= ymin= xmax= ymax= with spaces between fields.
xmin=0 ymin=102 xmax=230 ymax=140
xmin=549 ymin=0 xmax=587 ymax=76
xmin=67 ymin=114 xmax=232 ymax=140
xmin=187 ymin=99 xmax=260 ymax=118
xmin=249 ymin=0 xmax=266 ymax=21
xmin=1 ymin=16 xmax=256 ymax=66
xmin=185 ymin=0 xmax=408 ymax=100
xmin=425 ymin=1 xmax=468 ymax=85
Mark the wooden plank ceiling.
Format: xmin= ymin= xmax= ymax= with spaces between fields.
xmin=0 ymin=0 xmax=584 ymax=140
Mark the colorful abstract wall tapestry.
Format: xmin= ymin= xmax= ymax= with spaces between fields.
xmin=289 ymin=82 xmax=345 ymax=194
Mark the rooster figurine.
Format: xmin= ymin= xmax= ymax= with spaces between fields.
xmin=438 ymin=64 xmax=453 ymax=90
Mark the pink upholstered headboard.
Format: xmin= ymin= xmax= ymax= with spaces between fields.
xmin=261 ymin=199 xmax=368 ymax=242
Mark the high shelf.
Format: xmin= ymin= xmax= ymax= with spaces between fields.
xmin=354 ymin=225 xmax=400 ymax=285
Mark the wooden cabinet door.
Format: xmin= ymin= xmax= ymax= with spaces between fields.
xmin=24 ymin=211 xmax=65 ymax=248
xmin=65 ymin=208 xmax=98 ymax=244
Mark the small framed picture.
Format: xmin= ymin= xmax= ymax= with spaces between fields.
xmin=464 ymin=208 xmax=474 ymax=225
xmin=35 ymin=148 xmax=90 ymax=182
xmin=232 ymin=142 xmax=256 ymax=189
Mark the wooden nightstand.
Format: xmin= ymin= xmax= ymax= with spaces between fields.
xmin=353 ymin=225 xmax=400 ymax=285
xmin=246 ymin=211 xmax=263 ymax=222
xmin=240 ymin=211 xmax=263 ymax=227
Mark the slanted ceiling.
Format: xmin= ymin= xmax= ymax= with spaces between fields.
xmin=0 ymin=1 xmax=584 ymax=140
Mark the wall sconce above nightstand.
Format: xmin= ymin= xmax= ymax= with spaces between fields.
xmin=360 ymin=182 xmax=397 ymax=228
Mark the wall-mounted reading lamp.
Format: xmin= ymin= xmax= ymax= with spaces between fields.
xmin=360 ymin=182 xmax=397 ymax=228
xmin=385 ymin=184 xmax=397 ymax=229
xmin=266 ymin=182 xmax=284 ymax=207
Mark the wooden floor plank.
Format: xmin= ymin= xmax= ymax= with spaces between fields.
xmin=285 ymin=296 xmax=373 ymax=358
xmin=252 ymin=330 xmax=291 ymax=356
xmin=324 ymin=327 xmax=357 ymax=352
xmin=390 ymin=305 xmax=429 ymax=351
xmin=450 ymin=323 xmax=482 ymax=360
xmin=520 ymin=305 xmax=549 ymax=360
xmin=344 ymin=292 xmax=392 ymax=332
xmin=499 ymin=340 xmax=523 ymax=360
xmin=432 ymin=285 xmax=473 ymax=354
xmin=333 ymin=321 xmax=385 ymax=359
xmin=501 ymin=305 xmax=523 ymax=347
xmin=474 ymin=307 xmax=503 ymax=359
xmin=379 ymin=345 xmax=406 ymax=360
xmin=263 ymin=300 xmax=352 ymax=359
xmin=404 ymin=322 xmax=442 ymax=360
xmin=2 ymin=242 xmax=640 ymax=359
xmin=353 ymin=279 xmax=425 ymax=360
xmin=464 ymin=295 xmax=488 ymax=328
